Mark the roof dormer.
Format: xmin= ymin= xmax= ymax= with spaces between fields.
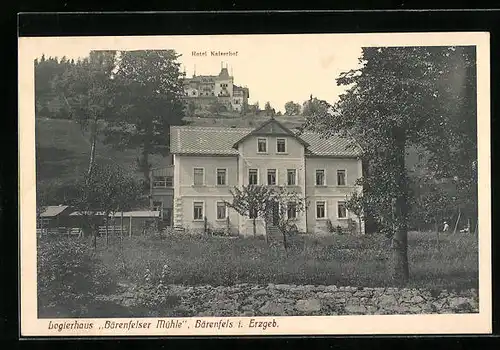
xmin=232 ymin=117 xmax=309 ymax=150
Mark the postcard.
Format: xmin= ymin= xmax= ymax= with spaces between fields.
xmin=18 ymin=32 xmax=491 ymax=336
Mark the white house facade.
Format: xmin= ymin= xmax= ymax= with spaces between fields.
xmin=150 ymin=118 xmax=364 ymax=236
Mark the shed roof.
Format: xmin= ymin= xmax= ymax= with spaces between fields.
xmin=40 ymin=205 xmax=71 ymax=218
xmin=110 ymin=211 xmax=160 ymax=218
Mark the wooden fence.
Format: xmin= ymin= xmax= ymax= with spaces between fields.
xmin=37 ymin=225 xmax=126 ymax=237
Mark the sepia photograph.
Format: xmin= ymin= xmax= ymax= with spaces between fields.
xmin=18 ymin=33 xmax=491 ymax=336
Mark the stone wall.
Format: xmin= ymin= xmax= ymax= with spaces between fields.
xmin=99 ymin=283 xmax=479 ymax=317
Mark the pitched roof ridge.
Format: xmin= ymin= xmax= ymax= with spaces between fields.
xmin=174 ymin=125 xmax=253 ymax=131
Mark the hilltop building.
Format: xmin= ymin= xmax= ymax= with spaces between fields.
xmin=150 ymin=117 xmax=365 ymax=235
xmin=183 ymin=64 xmax=250 ymax=112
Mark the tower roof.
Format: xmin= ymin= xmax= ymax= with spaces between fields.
xmin=218 ymin=67 xmax=230 ymax=79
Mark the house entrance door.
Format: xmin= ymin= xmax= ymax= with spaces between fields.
xmin=163 ymin=208 xmax=172 ymax=226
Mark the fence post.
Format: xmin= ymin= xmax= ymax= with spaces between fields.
xmin=129 ymin=216 xmax=132 ymax=237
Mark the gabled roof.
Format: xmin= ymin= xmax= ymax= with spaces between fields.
xmin=301 ymin=132 xmax=362 ymax=157
xmin=232 ymin=117 xmax=310 ymax=148
xmin=171 ymin=126 xmax=248 ymax=155
xmin=170 ymin=119 xmax=362 ymax=157
xmin=40 ymin=205 xmax=71 ymax=218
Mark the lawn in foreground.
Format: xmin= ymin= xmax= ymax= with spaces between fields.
xmin=97 ymin=231 xmax=478 ymax=291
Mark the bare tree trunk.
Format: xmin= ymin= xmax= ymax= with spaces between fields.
xmin=105 ymin=217 xmax=109 ymax=247
xmin=120 ymin=211 xmax=124 ymax=243
xmin=453 ymin=208 xmax=461 ymax=234
xmin=358 ymin=217 xmax=362 ymax=235
xmin=391 ymin=131 xmax=409 ymax=286
xmin=252 ymin=218 xmax=256 ymax=237
xmin=435 ymin=221 xmax=440 ymax=253
xmin=264 ymin=218 xmax=269 ymax=244
xmin=87 ymin=117 xmax=98 ymax=177
xmin=281 ymin=227 xmax=288 ymax=256
xmin=141 ymin=133 xmax=152 ymax=189
xmin=93 ymin=226 xmax=97 ymax=250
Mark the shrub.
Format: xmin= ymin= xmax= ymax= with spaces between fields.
xmin=336 ymin=225 xmax=344 ymax=235
xmin=37 ymin=237 xmax=116 ymax=317
xmin=211 ymin=229 xmax=228 ymax=237
xmin=326 ymin=219 xmax=335 ymax=233
xmin=347 ymin=219 xmax=357 ymax=235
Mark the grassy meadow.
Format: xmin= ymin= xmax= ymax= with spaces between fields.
xmin=37 ymin=231 xmax=478 ymax=318
xmin=35 ymin=118 xmax=167 ymax=187
xmin=88 ymin=231 xmax=478 ymax=291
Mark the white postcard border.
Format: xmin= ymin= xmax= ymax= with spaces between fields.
xmin=19 ymin=32 xmax=491 ymax=336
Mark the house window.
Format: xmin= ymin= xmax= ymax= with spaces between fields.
xmin=165 ymin=176 xmax=173 ymax=187
xmin=193 ymin=168 xmax=204 ymax=186
xmin=316 ymin=201 xmax=326 ymax=219
xmin=267 ymin=169 xmax=277 ymax=185
xmin=287 ymin=202 xmax=297 ymax=219
xmin=216 ymin=168 xmax=227 ymax=186
xmin=315 ymin=169 xmax=325 ymax=186
xmin=193 ymin=202 xmax=204 ymax=220
xmin=287 ymin=169 xmax=296 ymax=186
xmin=249 ymin=169 xmax=258 ymax=185
xmin=217 ymin=202 xmax=227 ymax=220
xmin=257 ymin=138 xmax=267 ymax=153
xmin=277 ymin=138 xmax=286 ymax=153
xmin=338 ymin=202 xmax=348 ymax=219
xmin=337 ymin=170 xmax=346 ymax=186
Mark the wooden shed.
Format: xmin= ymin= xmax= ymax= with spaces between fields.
xmin=108 ymin=211 xmax=161 ymax=236
xmin=37 ymin=205 xmax=74 ymax=235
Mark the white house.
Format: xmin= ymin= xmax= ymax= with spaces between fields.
xmin=150 ymin=117 xmax=364 ymax=235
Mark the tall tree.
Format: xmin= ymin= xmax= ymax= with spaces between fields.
xmin=302 ymin=96 xmax=328 ymax=117
xmin=35 ymin=55 xmax=74 ymax=119
xmin=106 ymin=50 xmax=186 ymax=188
xmin=52 ymin=51 xmax=117 ymax=176
xmin=302 ymin=46 xmax=476 ymax=285
xmin=284 ymin=101 xmax=301 ymax=116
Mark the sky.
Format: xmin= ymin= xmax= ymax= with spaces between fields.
xmin=25 ymin=34 xmax=366 ymax=112
xmin=22 ymin=33 xmax=481 ymax=113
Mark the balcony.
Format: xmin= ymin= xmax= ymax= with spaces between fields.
xmin=151 ymin=165 xmax=174 ymax=189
